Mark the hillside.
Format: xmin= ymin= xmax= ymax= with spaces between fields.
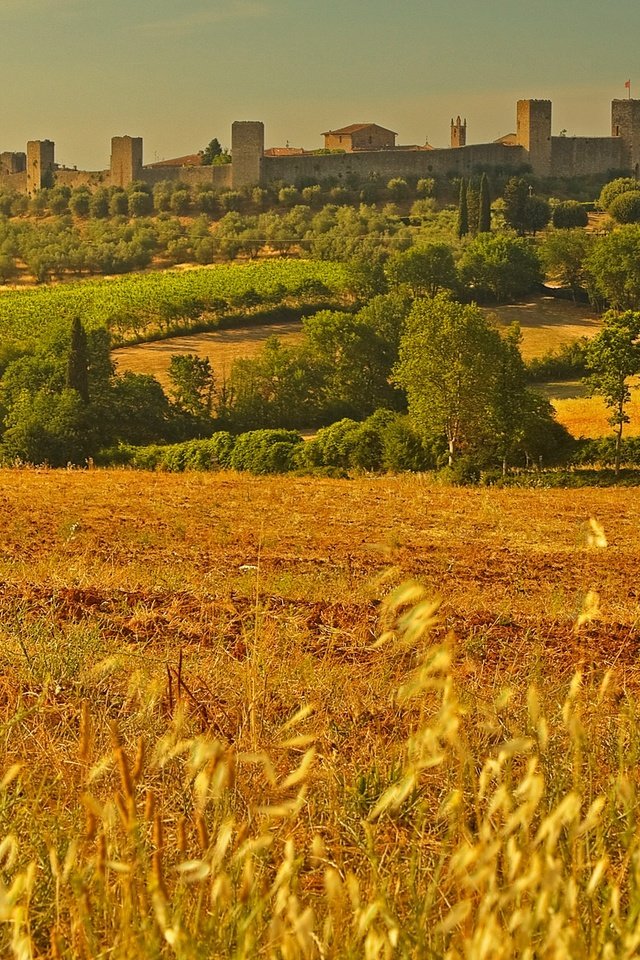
xmin=0 ymin=469 xmax=638 ymax=956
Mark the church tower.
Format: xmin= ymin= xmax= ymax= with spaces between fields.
xmin=450 ymin=116 xmax=467 ymax=148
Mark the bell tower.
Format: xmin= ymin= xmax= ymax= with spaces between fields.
xmin=450 ymin=116 xmax=467 ymax=148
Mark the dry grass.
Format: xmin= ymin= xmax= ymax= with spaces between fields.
xmin=484 ymin=296 xmax=601 ymax=361
xmin=0 ymin=470 xmax=639 ymax=956
xmin=113 ymin=321 xmax=304 ymax=389
xmin=553 ymin=384 xmax=640 ymax=438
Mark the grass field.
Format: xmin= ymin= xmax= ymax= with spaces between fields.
xmin=114 ymin=295 xmax=601 ymax=393
xmin=113 ymin=320 xmax=304 ymax=389
xmin=2 ymin=469 xmax=640 ymax=957
xmin=485 ymin=296 xmax=601 ymax=361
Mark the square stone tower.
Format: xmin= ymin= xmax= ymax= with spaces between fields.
xmin=26 ymin=140 xmax=55 ymax=195
xmin=110 ymin=136 xmax=143 ymax=188
xmin=611 ymin=100 xmax=640 ymax=175
xmin=231 ymin=121 xmax=264 ymax=189
xmin=516 ymin=100 xmax=552 ymax=176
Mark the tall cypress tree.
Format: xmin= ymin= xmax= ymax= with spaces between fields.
xmin=467 ymin=179 xmax=479 ymax=236
xmin=457 ymin=179 xmax=469 ymax=239
xmin=478 ymin=173 xmax=492 ymax=233
xmin=66 ymin=316 xmax=90 ymax=404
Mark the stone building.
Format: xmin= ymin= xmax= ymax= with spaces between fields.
xmin=322 ymin=123 xmax=397 ymax=152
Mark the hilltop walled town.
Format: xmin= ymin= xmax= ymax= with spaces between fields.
xmin=1 ymin=97 xmax=640 ymax=196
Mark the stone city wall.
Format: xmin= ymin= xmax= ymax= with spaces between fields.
xmin=550 ymin=137 xmax=624 ymax=177
xmin=141 ymin=165 xmax=232 ymax=190
xmin=262 ymin=142 xmax=529 ymax=186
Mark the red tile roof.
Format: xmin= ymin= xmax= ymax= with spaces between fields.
xmin=321 ymin=123 xmax=398 ymax=136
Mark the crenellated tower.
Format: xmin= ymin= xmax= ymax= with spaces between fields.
xmin=611 ymin=99 xmax=640 ymax=175
xmin=516 ymin=99 xmax=552 ymax=175
xmin=26 ymin=140 xmax=55 ymax=195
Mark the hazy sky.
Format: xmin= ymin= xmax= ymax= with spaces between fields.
xmin=1 ymin=0 xmax=638 ymax=169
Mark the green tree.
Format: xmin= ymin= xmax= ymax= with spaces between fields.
xmin=503 ymin=177 xmax=529 ymax=235
xmin=524 ymin=195 xmax=551 ymax=235
xmin=66 ymin=317 xmax=90 ymax=403
xmin=168 ymin=354 xmax=215 ymax=417
xmin=227 ymin=338 xmax=322 ymax=429
xmin=466 ymin=179 xmax=479 ymax=237
xmin=541 ymin=229 xmax=592 ymax=299
xmin=478 ymin=173 xmax=492 ymax=233
xmin=200 ymin=139 xmax=223 ymax=165
xmin=552 ymin=201 xmax=588 ymax=229
xmin=386 ymin=243 xmax=457 ymax=298
xmin=109 ymin=191 xmax=128 ymax=217
xmin=89 ymin=189 xmax=109 ymax=219
xmin=345 ymin=256 xmax=388 ymax=300
xmin=459 ymin=233 xmax=541 ymax=302
xmin=394 ymin=295 xmax=506 ymax=464
xmin=1 ymin=389 xmax=95 ymax=466
xmin=457 ymin=179 xmax=469 ymax=239
xmin=585 ymin=310 xmax=640 ymax=475
xmin=69 ymin=190 xmax=91 ymax=218
xmin=586 ymin=225 xmax=640 ymax=310
xmin=490 ymin=323 xmax=529 ymax=473
xmin=128 ymin=190 xmax=154 ymax=217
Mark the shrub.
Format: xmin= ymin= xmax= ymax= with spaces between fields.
xmin=598 ymin=177 xmax=638 ymax=211
xmin=552 ymin=201 xmax=589 ymax=229
xmin=608 ymin=190 xmax=640 ymax=224
xmin=525 ymin=337 xmax=590 ymax=382
xmin=387 ymin=178 xmax=409 ymax=201
xmin=229 ymin=429 xmax=303 ymax=474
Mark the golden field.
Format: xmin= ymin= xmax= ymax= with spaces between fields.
xmin=0 ymin=469 xmax=639 ymax=958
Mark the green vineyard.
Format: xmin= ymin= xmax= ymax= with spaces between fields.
xmin=0 ymin=260 xmax=348 ymax=345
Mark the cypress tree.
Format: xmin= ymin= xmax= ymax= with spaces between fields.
xmin=457 ymin=179 xmax=469 ymax=239
xmin=467 ymin=179 xmax=479 ymax=236
xmin=478 ymin=173 xmax=492 ymax=233
xmin=66 ymin=316 xmax=90 ymax=404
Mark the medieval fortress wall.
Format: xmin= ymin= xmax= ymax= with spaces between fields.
xmin=0 ymin=98 xmax=638 ymax=197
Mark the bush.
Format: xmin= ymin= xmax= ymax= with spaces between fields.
xmin=387 ymin=178 xmax=409 ymax=201
xmin=552 ymin=201 xmax=589 ymax=229
xmin=608 ymin=190 xmax=640 ymax=224
xmin=381 ymin=416 xmax=435 ymax=471
xmin=437 ymin=457 xmax=482 ymax=486
xmin=571 ymin=436 xmax=640 ymax=467
xmin=121 ymin=433 xmax=237 ymax=472
xmin=598 ymin=177 xmax=638 ymax=211
xmin=525 ymin=337 xmax=590 ymax=382
xmin=229 ymin=429 xmax=303 ymax=474
xmin=109 ymin=192 xmax=129 ymax=217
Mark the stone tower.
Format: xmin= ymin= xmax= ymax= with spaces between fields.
xmin=110 ymin=136 xmax=143 ymax=188
xmin=450 ymin=116 xmax=467 ymax=148
xmin=231 ymin=121 xmax=264 ymax=189
xmin=516 ymin=100 xmax=552 ymax=176
xmin=26 ymin=140 xmax=55 ymax=195
xmin=611 ymin=100 xmax=640 ymax=175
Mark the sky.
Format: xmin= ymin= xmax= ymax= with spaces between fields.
xmin=1 ymin=0 xmax=639 ymax=170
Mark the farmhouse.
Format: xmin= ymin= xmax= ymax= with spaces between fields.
xmin=321 ymin=123 xmax=397 ymax=152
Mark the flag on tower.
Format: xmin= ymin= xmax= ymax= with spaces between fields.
xmin=625 ymin=79 xmax=631 ymax=89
